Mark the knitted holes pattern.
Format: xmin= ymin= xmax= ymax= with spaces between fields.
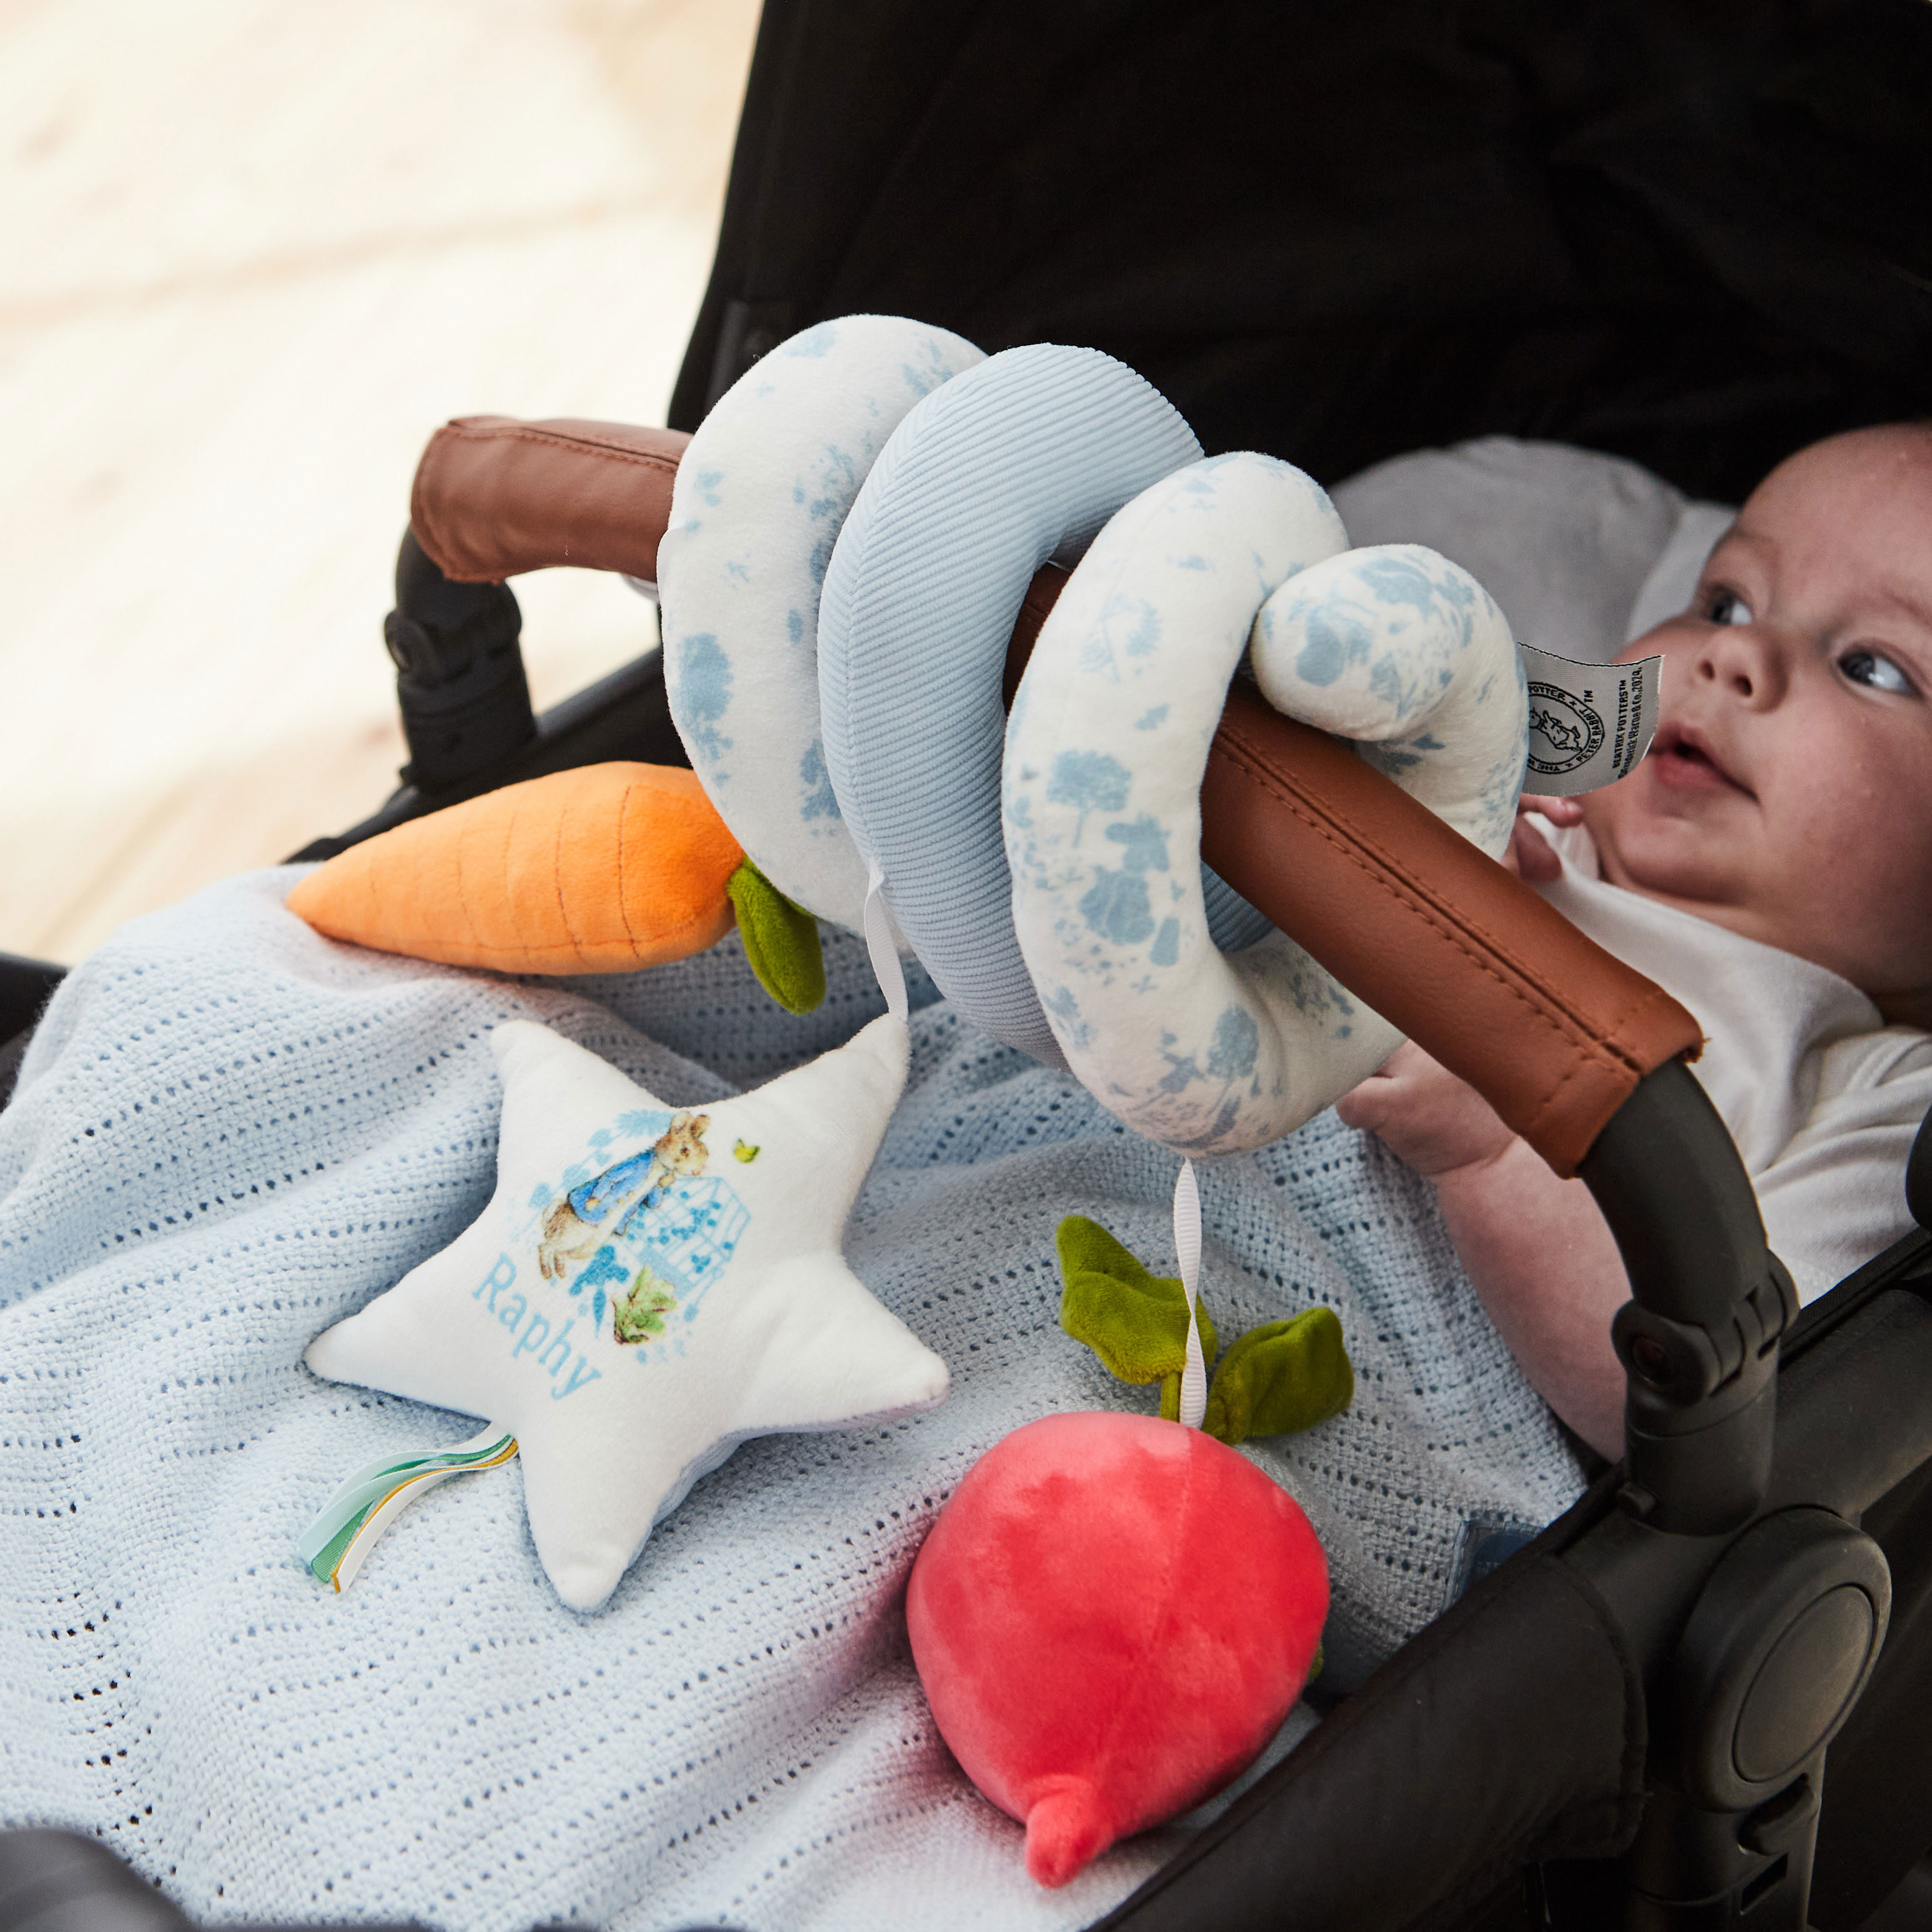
xmin=0 ymin=873 xmax=1581 ymax=1931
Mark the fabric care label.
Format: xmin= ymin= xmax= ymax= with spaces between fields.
xmin=1516 ymin=643 xmax=1662 ymax=798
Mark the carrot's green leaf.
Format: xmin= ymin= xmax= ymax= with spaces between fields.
xmin=727 ymin=857 xmax=825 ymax=1015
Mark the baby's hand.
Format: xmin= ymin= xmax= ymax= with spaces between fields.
xmin=1503 ymin=796 xmax=1582 ymax=884
xmin=1335 ymin=1041 xmax=1515 ymax=1180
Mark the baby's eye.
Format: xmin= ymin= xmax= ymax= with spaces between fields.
xmin=1706 ymin=589 xmax=1753 ymax=626
xmin=1839 ymin=649 xmax=1915 ymax=695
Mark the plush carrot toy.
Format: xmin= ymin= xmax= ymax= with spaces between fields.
xmin=286 ymin=762 xmax=826 ymax=1012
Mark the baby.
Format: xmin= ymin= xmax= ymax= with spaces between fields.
xmin=1337 ymin=423 xmax=1932 ymax=1458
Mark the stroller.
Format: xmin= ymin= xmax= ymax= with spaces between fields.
xmin=3 ymin=1 xmax=1931 ymax=1926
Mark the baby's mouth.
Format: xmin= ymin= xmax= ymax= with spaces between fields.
xmin=1648 ymin=723 xmax=1752 ymax=796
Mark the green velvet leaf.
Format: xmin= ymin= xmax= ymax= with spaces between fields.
xmin=1203 ymin=1306 xmax=1354 ymax=1446
xmin=726 ymin=857 xmax=826 ymax=1015
xmin=1057 ymin=1214 xmax=1217 ymax=1389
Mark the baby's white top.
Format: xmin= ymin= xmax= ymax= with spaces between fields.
xmin=1536 ymin=819 xmax=1932 ymax=1300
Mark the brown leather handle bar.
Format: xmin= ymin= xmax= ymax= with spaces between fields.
xmin=409 ymin=414 xmax=1702 ymax=1177
xmin=411 ymin=417 xmax=681 ymax=582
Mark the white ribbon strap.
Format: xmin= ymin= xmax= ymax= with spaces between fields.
xmin=1173 ymin=1159 xmax=1207 ymax=1431
xmin=862 ymin=855 xmax=910 ymax=1023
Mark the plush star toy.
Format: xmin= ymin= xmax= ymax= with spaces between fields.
xmin=303 ymin=1015 xmax=947 ymax=1611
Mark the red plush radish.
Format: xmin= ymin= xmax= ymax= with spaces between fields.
xmin=905 ymin=1408 xmax=1328 ymax=1887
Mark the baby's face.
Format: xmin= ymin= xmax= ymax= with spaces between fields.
xmin=1581 ymin=426 xmax=1932 ymax=1020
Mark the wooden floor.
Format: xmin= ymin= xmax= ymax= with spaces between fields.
xmin=0 ymin=0 xmax=761 ymax=963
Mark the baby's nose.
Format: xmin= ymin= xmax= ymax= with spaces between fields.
xmin=1698 ymin=621 xmax=1786 ymax=706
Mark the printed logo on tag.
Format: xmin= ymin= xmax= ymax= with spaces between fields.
xmin=1517 ymin=643 xmax=1662 ymax=798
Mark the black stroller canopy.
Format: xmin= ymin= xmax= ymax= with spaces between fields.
xmin=673 ymin=0 xmax=1932 ymax=504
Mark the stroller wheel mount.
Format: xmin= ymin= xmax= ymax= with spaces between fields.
xmin=1669 ymin=1509 xmax=1890 ymax=1815
xmin=1605 ymin=1509 xmax=1895 ymax=1928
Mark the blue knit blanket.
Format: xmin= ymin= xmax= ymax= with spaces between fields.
xmin=0 ymin=872 xmax=1583 ymax=1931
